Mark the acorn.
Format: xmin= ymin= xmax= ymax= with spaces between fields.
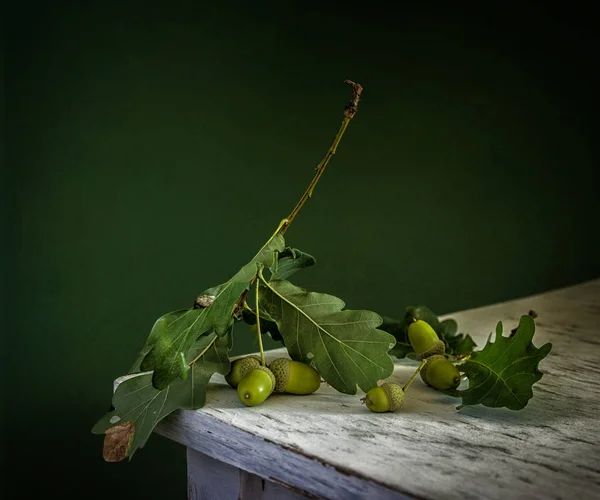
xmin=363 ymin=382 xmax=405 ymax=413
xmin=268 ymin=358 xmax=321 ymax=395
xmin=225 ymin=355 xmax=262 ymax=388
xmin=420 ymin=354 xmax=461 ymax=390
xmin=237 ymin=366 xmax=277 ymax=407
xmin=408 ymin=319 xmax=445 ymax=360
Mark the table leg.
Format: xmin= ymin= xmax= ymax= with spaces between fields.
xmin=187 ymin=447 xmax=316 ymax=499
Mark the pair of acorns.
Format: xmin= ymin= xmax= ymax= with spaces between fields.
xmin=225 ymin=356 xmax=321 ymax=407
xmin=364 ymin=320 xmax=462 ymax=413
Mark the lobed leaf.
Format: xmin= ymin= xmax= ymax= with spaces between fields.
xmin=456 ymin=315 xmax=552 ymax=410
xmin=438 ymin=318 xmax=458 ymax=337
xmin=92 ymin=331 xmax=232 ymax=461
xmin=445 ymin=333 xmax=477 ymax=357
xmin=241 ymin=308 xmax=284 ymax=343
xmin=259 ymin=280 xmax=396 ymax=394
xmin=270 ymin=247 xmax=316 ymax=281
xmin=379 ymin=316 xmax=412 ymax=359
xmin=136 ymin=236 xmax=284 ymax=389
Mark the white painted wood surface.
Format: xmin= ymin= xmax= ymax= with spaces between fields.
xmin=153 ymin=279 xmax=600 ymax=499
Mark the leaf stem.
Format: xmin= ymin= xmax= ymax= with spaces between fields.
xmin=242 ymin=217 xmax=290 ymax=312
xmin=257 ymin=267 xmax=321 ymax=334
xmin=255 ymin=271 xmax=266 ymax=366
xmin=403 ymin=360 xmax=426 ymax=392
xmin=187 ymin=336 xmax=217 ymax=367
xmin=254 ymin=217 xmax=289 ymax=259
xmin=278 ymin=80 xmax=363 ymax=236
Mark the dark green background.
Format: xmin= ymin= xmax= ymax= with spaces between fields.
xmin=4 ymin=3 xmax=599 ymax=499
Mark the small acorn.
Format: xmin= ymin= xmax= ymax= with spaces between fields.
xmin=363 ymin=382 xmax=405 ymax=413
xmin=237 ymin=366 xmax=277 ymax=407
xmin=268 ymin=358 xmax=321 ymax=395
xmin=225 ymin=355 xmax=262 ymax=388
xmin=420 ymin=354 xmax=461 ymax=390
xmin=408 ymin=319 xmax=445 ymax=360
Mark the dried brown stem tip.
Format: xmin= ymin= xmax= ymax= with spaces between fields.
xmin=343 ymin=80 xmax=363 ymax=118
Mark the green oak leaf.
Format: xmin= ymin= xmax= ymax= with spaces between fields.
xmin=445 ymin=333 xmax=477 ymax=357
xmin=241 ymin=308 xmax=284 ymax=343
xmin=456 ymin=315 xmax=552 ymax=410
xmin=379 ymin=316 xmax=412 ymax=359
xmin=438 ymin=318 xmax=458 ymax=336
xmin=389 ymin=343 xmax=413 ymax=359
xmin=92 ymin=331 xmax=232 ymax=461
xmin=259 ymin=280 xmax=396 ymax=394
xmin=129 ymin=343 xmax=153 ymax=374
xmin=137 ymin=236 xmax=284 ymax=389
xmin=270 ymin=247 xmax=316 ymax=281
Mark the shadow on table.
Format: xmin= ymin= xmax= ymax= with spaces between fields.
xmin=203 ymin=364 xmax=572 ymax=425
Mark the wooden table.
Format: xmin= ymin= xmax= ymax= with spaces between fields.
xmin=148 ymin=279 xmax=600 ymax=499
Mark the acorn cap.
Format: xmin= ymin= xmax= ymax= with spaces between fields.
xmin=237 ymin=356 xmax=263 ymax=379
xmin=381 ymin=382 xmax=405 ymax=411
xmin=415 ymin=339 xmax=445 ymax=361
xmin=225 ymin=355 xmax=262 ymax=388
xmin=268 ymin=358 xmax=290 ymax=393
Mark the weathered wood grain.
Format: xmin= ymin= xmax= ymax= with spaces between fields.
xmin=126 ymin=279 xmax=600 ymax=499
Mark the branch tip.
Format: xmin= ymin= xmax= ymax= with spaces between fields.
xmin=343 ymin=80 xmax=363 ymax=118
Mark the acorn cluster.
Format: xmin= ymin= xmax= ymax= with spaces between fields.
xmin=225 ymin=356 xmax=321 ymax=407
xmin=363 ymin=319 xmax=462 ymax=413
xmin=225 ymin=320 xmax=463 ymax=412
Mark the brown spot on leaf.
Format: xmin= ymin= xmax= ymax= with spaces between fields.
xmin=103 ymin=421 xmax=135 ymax=462
xmin=193 ymin=294 xmax=215 ymax=309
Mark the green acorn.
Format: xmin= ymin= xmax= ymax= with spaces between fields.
xmin=268 ymin=358 xmax=321 ymax=395
xmin=408 ymin=319 xmax=445 ymax=360
xmin=237 ymin=366 xmax=277 ymax=407
xmin=363 ymin=382 xmax=405 ymax=413
xmin=420 ymin=354 xmax=461 ymax=390
xmin=225 ymin=355 xmax=262 ymax=388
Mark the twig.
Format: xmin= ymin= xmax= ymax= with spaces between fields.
xmin=238 ymin=81 xmax=363 ymax=343
xmin=403 ymin=360 xmax=426 ymax=392
xmin=279 ymin=80 xmax=363 ymax=235
xmin=255 ymin=273 xmax=266 ymax=366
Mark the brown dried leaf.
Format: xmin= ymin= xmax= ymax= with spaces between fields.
xmin=103 ymin=421 xmax=135 ymax=462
